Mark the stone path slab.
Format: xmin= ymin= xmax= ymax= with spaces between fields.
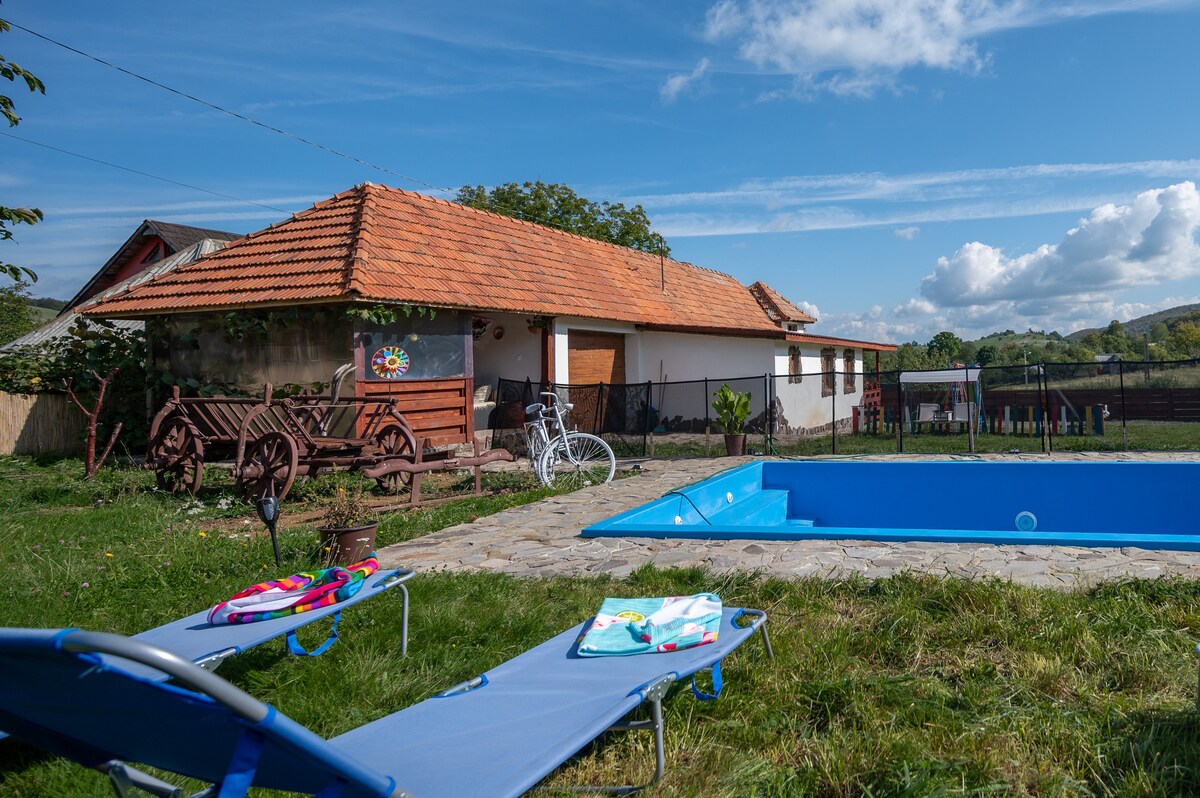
xmin=377 ymin=452 xmax=1200 ymax=588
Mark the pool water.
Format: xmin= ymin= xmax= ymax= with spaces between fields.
xmin=582 ymin=460 xmax=1200 ymax=550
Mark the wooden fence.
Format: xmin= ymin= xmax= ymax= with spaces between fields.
xmin=0 ymin=392 xmax=84 ymax=455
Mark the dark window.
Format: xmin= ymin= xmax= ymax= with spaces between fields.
xmin=140 ymin=243 xmax=163 ymax=264
xmin=821 ymin=348 xmax=835 ymax=397
xmin=788 ymin=345 xmax=803 ymax=384
xmin=843 ymin=349 xmax=856 ymax=393
xmin=360 ymin=313 xmax=469 ymax=380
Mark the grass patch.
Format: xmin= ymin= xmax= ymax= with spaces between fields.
xmin=3 ymin=458 xmax=1200 ymax=796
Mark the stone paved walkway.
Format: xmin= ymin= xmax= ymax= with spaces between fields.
xmin=377 ymin=451 xmax=1200 ymax=588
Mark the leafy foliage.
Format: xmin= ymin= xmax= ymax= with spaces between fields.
xmin=0 ymin=318 xmax=149 ymax=448
xmin=0 ymin=19 xmax=44 ymax=284
xmin=456 ymin=181 xmax=669 ymax=255
xmin=344 ymin=303 xmax=436 ymax=325
xmin=0 ymin=280 xmax=35 ymax=345
xmin=925 ymin=330 xmax=962 ymax=363
xmin=711 ymin=382 xmax=751 ymax=435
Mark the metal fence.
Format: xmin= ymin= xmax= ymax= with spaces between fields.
xmin=486 ymin=357 xmax=1200 ymax=458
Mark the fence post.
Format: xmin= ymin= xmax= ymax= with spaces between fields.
xmin=965 ymin=365 xmax=975 ymax=454
xmin=1038 ymin=364 xmax=1050 ymax=452
xmin=831 ymin=370 xmax=838 ymax=455
xmin=1119 ymin=360 xmax=1128 ymax=451
xmin=704 ymin=377 xmax=711 ymax=457
xmin=595 ymin=382 xmax=605 ymax=434
xmin=896 ymin=374 xmax=904 ymax=454
xmin=763 ymin=372 xmax=771 ymax=454
xmin=644 ymin=380 xmax=653 ymax=458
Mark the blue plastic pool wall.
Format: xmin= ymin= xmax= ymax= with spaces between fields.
xmin=585 ymin=461 xmax=1195 ymax=544
xmin=759 ymin=461 xmax=1190 ymax=536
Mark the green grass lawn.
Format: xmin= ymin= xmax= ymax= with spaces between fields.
xmin=4 ymin=457 xmax=1200 ymax=795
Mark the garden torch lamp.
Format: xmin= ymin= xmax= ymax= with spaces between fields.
xmin=255 ymin=495 xmax=282 ymax=566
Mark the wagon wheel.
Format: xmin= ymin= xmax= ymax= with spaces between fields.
xmin=149 ymin=417 xmax=205 ymax=495
xmin=373 ymin=423 xmax=416 ymax=494
xmin=237 ymin=431 xmax=298 ymax=501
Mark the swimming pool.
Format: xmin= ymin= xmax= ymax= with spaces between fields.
xmin=582 ymin=460 xmax=1200 ymax=550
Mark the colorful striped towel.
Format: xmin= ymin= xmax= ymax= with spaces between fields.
xmin=577 ymin=593 xmax=722 ymax=657
xmin=207 ymin=555 xmax=378 ymax=625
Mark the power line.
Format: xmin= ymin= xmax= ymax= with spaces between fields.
xmin=0 ymin=131 xmax=293 ymax=214
xmin=7 ymin=20 xmax=451 ymax=196
xmin=9 ymin=20 xmax=666 ymax=244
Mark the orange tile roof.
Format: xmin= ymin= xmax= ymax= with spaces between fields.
xmin=749 ymin=281 xmax=817 ymax=324
xmin=85 ymin=184 xmax=870 ymax=343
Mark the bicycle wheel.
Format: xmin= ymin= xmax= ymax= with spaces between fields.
xmin=525 ymin=421 xmax=553 ymax=485
xmin=537 ymin=432 xmax=616 ymax=490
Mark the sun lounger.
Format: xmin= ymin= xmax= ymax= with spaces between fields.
xmin=0 ymin=606 xmax=770 ymax=798
xmin=133 ymin=567 xmax=415 ymax=673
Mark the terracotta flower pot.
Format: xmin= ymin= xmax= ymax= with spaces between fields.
xmin=723 ymin=434 xmax=747 ymax=457
xmin=319 ymin=522 xmax=379 ymax=566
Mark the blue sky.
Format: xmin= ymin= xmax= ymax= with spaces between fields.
xmin=4 ymin=0 xmax=1200 ymax=344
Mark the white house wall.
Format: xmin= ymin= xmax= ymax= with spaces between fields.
xmin=472 ymin=312 xmax=543 ymax=391
xmin=638 ymin=331 xmax=775 ymax=430
xmin=772 ymin=344 xmax=864 ymax=433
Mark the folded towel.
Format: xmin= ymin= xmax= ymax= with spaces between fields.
xmin=577 ymin=593 xmax=722 ymax=657
xmin=208 ymin=555 xmax=378 ymax=625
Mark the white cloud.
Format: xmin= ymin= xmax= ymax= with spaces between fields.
xmin=702 ymin=0 xmax=1183 ymax=97
xmin=920 ymin=182 xmax=1200 ymax=307
xmin=813 ymin=184 xmax=1200 ymax=343
xmin=661 ymin=58 xmax=711 ymax=102
xmin=796 ymin=299 xmax=820 ymax=320
xmin=894 ymin=225 xmax=920 ymax=240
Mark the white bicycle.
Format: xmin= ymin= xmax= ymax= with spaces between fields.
xmin=523 ymin=391 xmax=616 ymax=490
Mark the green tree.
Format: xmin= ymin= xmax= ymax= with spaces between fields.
xmin=1171 ymin=322 xmax=1200 ymax=358
xmin=926 ymin=331 xmax=962 ymax=364
xmin=975 ymin=344 xmax=998 ymax=366
xmin=456 ymin=181 xmax=669 ymax=255
xmin=1098 ymin=320 xmax=1134 ymax=356
xmin=0 ymin=280 xmax=34 ymax=344
xmin=1 ymin=19 xmax=44 ymax=283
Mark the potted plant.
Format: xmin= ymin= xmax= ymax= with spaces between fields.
xmin=711 ymin=383 xmax=751 ymax=456
xmin=317 ymin=483 xmax=379 ymax=566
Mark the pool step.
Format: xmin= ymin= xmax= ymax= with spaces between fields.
xmin=707 ymin=489 xmax=789 ymax=527
xmin=786 ymin=518 xmax=815 ymax=527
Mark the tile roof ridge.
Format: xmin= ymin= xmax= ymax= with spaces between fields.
xmin=345 ymin=183 xmax=374 ymax=298
xmin=749 ymin=280 xmax=817 ymax=324
xmin=748 ymin=281 xmax=783 ymax=323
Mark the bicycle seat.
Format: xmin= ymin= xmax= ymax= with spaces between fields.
xmin=524 ymin=403 xmax=545 ymax=414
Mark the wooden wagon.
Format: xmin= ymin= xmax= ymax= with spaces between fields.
xmin=145 ymin=384 xmax=514 ymax=502
xmin=145 ymin=384 xmax=419 ymax=500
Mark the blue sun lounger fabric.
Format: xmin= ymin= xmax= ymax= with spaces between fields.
xmin=0 ymin=606 xmax=769 ymax=798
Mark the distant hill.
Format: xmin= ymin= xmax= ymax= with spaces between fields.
xmin=28 ymin=305 xmax=58 ymax=324
xmin=1067 ymin=303 xmax=1200 ymax=341
xmin=28 ymin=297 xmax=67 ymax=312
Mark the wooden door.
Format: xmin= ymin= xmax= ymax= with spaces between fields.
xmin=568 ymin=331 xmax=626 ymax=385
xmin=567 ymin=331 xmax=626 ymax=431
